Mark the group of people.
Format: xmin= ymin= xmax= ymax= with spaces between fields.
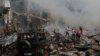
xmin=45 ymin=26 xmax=84 ymax=44
xmin=15 ymin=26 xmax=100 ymax=56
xmin=33 ymin=26 xmax=84 ymax=56
xmin=65 ymin=26 xmax=83 ymax=44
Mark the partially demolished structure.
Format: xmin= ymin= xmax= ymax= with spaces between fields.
xmin=0 ymin=0 xmax=100 ymax=56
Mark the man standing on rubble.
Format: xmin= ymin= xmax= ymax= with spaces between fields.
xmin=71 ymin=28 xmax=81 ymax=44
xmin=79 ymin=26 xmax=83 ymax=35
xmin=54 ymin=30 xmax=61 ymax=43
xmin=66 ymin=26 xmax=72 ymax=38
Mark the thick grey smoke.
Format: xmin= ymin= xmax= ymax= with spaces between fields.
xmin=27 ymin=0 xmax=100 ymax=34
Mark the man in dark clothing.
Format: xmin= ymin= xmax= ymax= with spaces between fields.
xmin=79 ymin=26 xmax=83 ymax=35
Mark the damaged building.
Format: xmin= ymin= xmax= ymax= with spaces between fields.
xmin=0 ymin=0 xmax=100 ymax=56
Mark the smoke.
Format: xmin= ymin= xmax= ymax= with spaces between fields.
xmin=26 ymin=0 xmax=100 ymax=34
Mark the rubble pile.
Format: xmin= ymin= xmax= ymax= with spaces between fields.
xmin=2 ymin=26 xmax=100 ymax=56
xmin=38 ymin=26 xmax=100 ymax=56
xmin=0 ymin=0 xmax=100 ymax=56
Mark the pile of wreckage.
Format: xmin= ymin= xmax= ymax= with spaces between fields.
xmin=1 ymin=26 xmax=100 ymax=56
xmin=33 ymin=26 xmax=100 ymax=56
xmin=0 ymin=0 xmax=100 ymax=56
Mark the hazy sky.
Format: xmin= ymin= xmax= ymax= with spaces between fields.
xmin=26 ymin=0 xmax=100 ymax=34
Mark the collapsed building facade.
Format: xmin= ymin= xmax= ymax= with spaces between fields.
xmin=0 ymin=0 xmax=49 ymax=55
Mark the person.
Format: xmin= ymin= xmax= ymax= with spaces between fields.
xmin=66 ymin=26 xmax=72 ymax=38
xmin=76 ymin=29 xmax=81 ymax=43
xmin=79 ymin=26 xmax=83 ymax=35
xmin=72 ymin=28 xmax=81 ymax=44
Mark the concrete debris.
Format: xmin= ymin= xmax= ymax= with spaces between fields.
xmin=3 ymin=33 xmax=17 ymax=46
xmin=0 ymin=0 xmax=100 ymax=56
xmin=1 ymin=26 xmax=100 ymax=56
